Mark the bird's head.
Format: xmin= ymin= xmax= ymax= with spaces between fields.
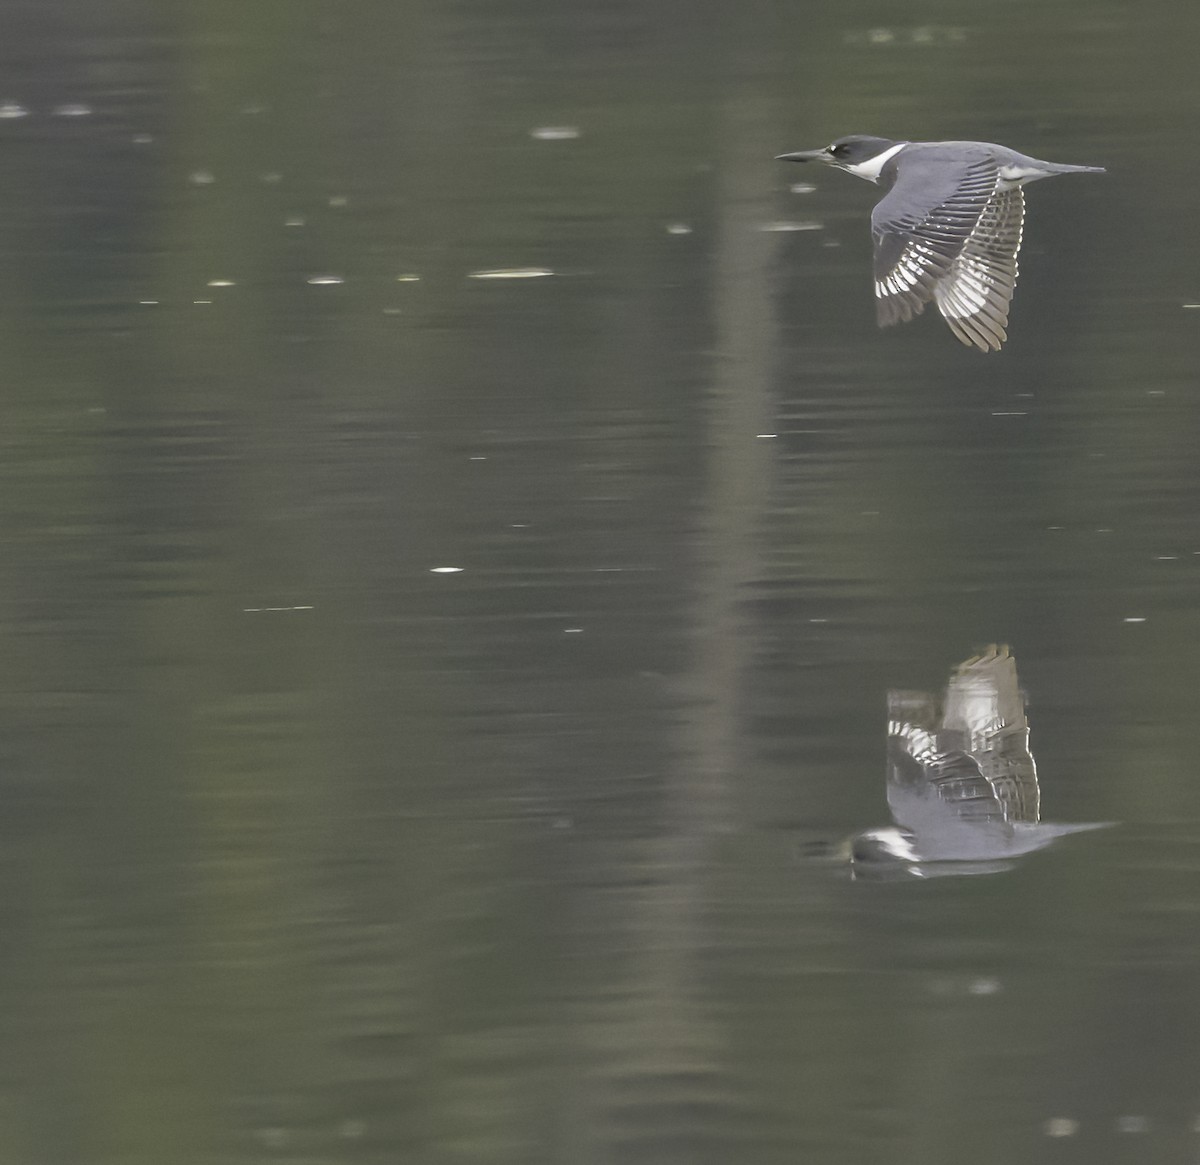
xmin=777 ymin=135 xmax=902 ymax=182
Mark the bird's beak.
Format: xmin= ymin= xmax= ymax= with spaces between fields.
xmin=776 ymin=148 xmax=828 ymax=163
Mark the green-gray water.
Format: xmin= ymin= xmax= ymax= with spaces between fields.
xmin=2 ymin=2 xmax=1199 ymax=1162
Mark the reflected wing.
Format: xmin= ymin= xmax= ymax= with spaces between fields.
xmin=887 ymin=720 xmax=1014 ymax=830
xmin=885 ymin=644 xmax=1040 ymax=832
xmin=942 ymin=645 xmax=1040 ymax=824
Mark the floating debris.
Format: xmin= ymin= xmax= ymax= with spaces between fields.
xmin=189 ymin=170 xmax=216 ymax=185
xmin=665 ymin=223 xmax=692 ymax=235
xmin=759 ymin=220 xmax=823 ymax=232
xmin=530 ymin=125 xmax=580 ymax=140
xmin=284 ymin=215 xmax=306 ymax=227
xmin=54 ymin=103 xmax=93 ymax=117
xmin=206 ymin=279 xmax=236 ymax=287
xmin=430 ymin=566 xmax=464 ymax=574
xmin=847 ymin=25 xmax=967 ymax=46
xmin=468 ymin=268 xmax=553 ymax=280
xmin=132 ymin=133 xmax=153 ymax=144
xmin=328 ymin=195 xmax=349 ymax=208
xmin=789 ymin=182 xmax=817 ymax=194
xmin=1042 ymin=1118 xmax=1079 ymax=1138
xmin=306 ymin=274 xmax=344 ymax=285
xmin=243 ymin=605 xmax=315 ymax=613
xmin=395 ymin=273 xmax=421 ymax=282
xmin=0 ymin=103 xmax=29 ymax=119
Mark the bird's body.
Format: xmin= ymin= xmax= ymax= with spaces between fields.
xmin=778 ymin=135 xmax=1105 ymax=351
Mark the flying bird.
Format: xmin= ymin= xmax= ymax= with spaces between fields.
xmin=777 ymin=136 xmax=1105 ymax=351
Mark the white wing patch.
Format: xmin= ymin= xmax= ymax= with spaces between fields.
xmin=875 ymin=241 xmax=944 ymax=298
xmin=933 ymin=187 xmax=1025 ymax=351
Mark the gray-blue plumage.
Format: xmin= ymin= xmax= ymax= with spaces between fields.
xmin=778 ymin=135 xmax=1105 ymax=350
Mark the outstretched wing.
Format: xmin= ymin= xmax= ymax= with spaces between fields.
xmin=871 ymin=156 xmax=1024 ymax=351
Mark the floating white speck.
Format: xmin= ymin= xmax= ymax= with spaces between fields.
xmin=1183 ymin=303 xmax=1200 ymax=309
xmin=1116 ymin=1116 xmax=1149 ymax=1134
xmin=189 ymin=170 xmax=216 ymax=185
xmin=1155 ymin=555 xmax=1178 ymax=561
xmin=53 ymin=103 xmax=93 ymax=117
xmin=284 ymin=215 xmax=305 ymax=227
xmin=530 ymin=125 xmax=580 ymax=140
xmin=206 ymin=279 xmax=235 ymax=287
xmin=1042 ymin=1118 xmax=1079 ymax=1138
xmin=243 ymin=605 xmax=315 ymax=613
xmin=756 ymin=433 xmax=777 ymax=439
xmin=1123 ymin=616 xmax=1147 ymax=624
xmin=968 ymin=977 xmax=1001 ymax=995
xmin=760 ymin=220 xmax=823 ymax=232
xmin=395 ymin=274 xmax=421 ymax=282
xmin=790 ymin=182 xmax=817 ymax=194
xmin=192 ymin=299 xmax=212 ymax=305
xmin=665 ymin=223 xmax=692 ymax=235
xmin=306 ymin=275 xmax=344 ymax=285
xmin=260 ymin=171 xmax=282 ymax=184
xmin=867 ymin=27 xmax=896 ymax=43
xmin=132 ymin=133 xmax=153 ymax=144
xmin=468 ymin=268 xmax=554 ymax=279
xmin=430 ymin=566 xmax=463 ymax=574
xmin=0 ymin=103 xmax=28 ymax=119
xmin=563 ymin=627 xmax=583 ymax=634
xmin=139 ymin=300 xmax=159 ymax=305
xmin=469 ymin=456 xmax=487 ymax=461
xmin=256 ymin=1128 xmax=289 ymax=1150
xmin=329 ymin=195 xmax=348 ymax=207
xmin=991 ymin=410 xmax=1027 ymax=417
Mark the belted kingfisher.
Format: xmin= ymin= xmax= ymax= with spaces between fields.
xmin=843 ymin=645 xmax=1109 ymax=878
xmin=777 ymin=136 xmax=1105 ymax=351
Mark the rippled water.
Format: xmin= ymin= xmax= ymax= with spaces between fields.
xmin=3 ymin=2 xmax=1200 ymax=1162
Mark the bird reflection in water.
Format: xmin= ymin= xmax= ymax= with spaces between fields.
xmin=826 ymin=646 xmax=1109 ymax=879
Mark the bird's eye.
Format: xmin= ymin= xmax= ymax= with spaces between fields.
xmin=828 ymin=143 xmax=846 ymax=157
